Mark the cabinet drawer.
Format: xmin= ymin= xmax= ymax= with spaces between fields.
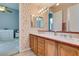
xmin=38 ymin=38 xmax=45 ymax=43
xmin=38 ymin=41 xmax=44 ymax=44
xmin=38 ymin=43 xmax=44 ymax=46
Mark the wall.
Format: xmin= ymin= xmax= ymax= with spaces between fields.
xmin=0 ymin=9 xmax=19 ymax=30
xmin=19 ymin=4 xmax=31 ymax=51
xmin=19 ymin=3 xmax=49 ymax=52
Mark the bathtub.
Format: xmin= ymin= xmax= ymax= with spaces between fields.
xmin=0 ymin=30 xmax=14 ymax=40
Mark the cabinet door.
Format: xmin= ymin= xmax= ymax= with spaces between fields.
xmin=38 ymin=37 xmax=45 ymax=56
xmin=45 ymin=40 xmax=57 ymax=56
xmin=33 ymin=36 xmax=38 ymax=54
xmin=30 ymin=35 xmax=34 ymax=51
xmin=77 ymin=50 xmax=79 ymax=56
xmin=58 ymin=43 xmax=78 ymax=56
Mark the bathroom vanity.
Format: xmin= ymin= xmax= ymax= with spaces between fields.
xmin=29 ymin=32 xmax=79 ymax=56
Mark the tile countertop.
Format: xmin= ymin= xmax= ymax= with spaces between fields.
xmin=30 ymin=32 xmax=79 ymax=48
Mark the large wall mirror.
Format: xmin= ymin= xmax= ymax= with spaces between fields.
xmin=66 ymin=4 xmax=79 ymax=32
xmin=50 ymin=4 xmax=79 ymax=33
xmin=35 ymin=16 xmax=44 ymax=28
xmin=31 ymin=16 xmax=44 ymax=28
xmin=53 ymin=10 xmax=62 ymax=31
xmin=48 ymin=11 xmax=62 ymax=31
xmin=48 ymin=12 xmax=53 ymax=31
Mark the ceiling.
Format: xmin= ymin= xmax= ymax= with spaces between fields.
xmin=26 ymin=3 xmax=77 ymax=16
xmin=0 ymin=3 xmax=19 ymax=11
xmin=26 ymin=3 xmax=55 ymax=16
xmin=50 ymin=3 xmax=76 ymax=12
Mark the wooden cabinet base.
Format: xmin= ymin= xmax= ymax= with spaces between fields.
xmin=29 ymin=34 xmax=79 ymax=56
xmin=58 ymin=43 xmax=79 ymax=56
xmin=38 ymin=37 xmax=45 ymax=56
xmin=45 ymin=40 xmax=57 ymax=56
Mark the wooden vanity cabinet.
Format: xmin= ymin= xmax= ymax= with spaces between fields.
xmin=45 ymin=40 xmax=58 ymax=56
xmin=33 ymin=36 xmax=38 ymax=54
xmin=29 ymin=34 xmax=79 ymax=56
xmin=38 ymin=37 xmax=45 ymax=56
xmin=58 ymin=43 xmax=79 ymax=56
xmin=29 ymin=34 xmax=38 ymax=54
xmin=30 ymin=34 xmax=34 ymax=51
xmin=78 ymin=51 xmax=79 ymax=56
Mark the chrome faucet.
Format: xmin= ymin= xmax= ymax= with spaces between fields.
xmin=54 ymin=31 xmax=57 ymax=36
xmin=69 ymin=35 xmax=72 ymax=38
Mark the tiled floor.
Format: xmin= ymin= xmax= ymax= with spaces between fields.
xmin=0 ymin=39 xmax=19 ymax=56
xmin=15 ymin=49 xmax=36 ymax=56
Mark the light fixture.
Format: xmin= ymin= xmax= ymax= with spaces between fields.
xmin=0 ymin=6 xmax=5 ymax=11
xmin=41 ymin=8 xmax=49 ymax=14
xmin=38 ymin=7 xmax=48 ymax=14
xmin=38 ymin=7 xmax=47 ymax=14
xmin=56 ymin=3 xmax=59 ymax=6
xmin=38 ymin=8 xmax=44 ymax=13
xmin=0 ymin=5 xmax=12 ymax=13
